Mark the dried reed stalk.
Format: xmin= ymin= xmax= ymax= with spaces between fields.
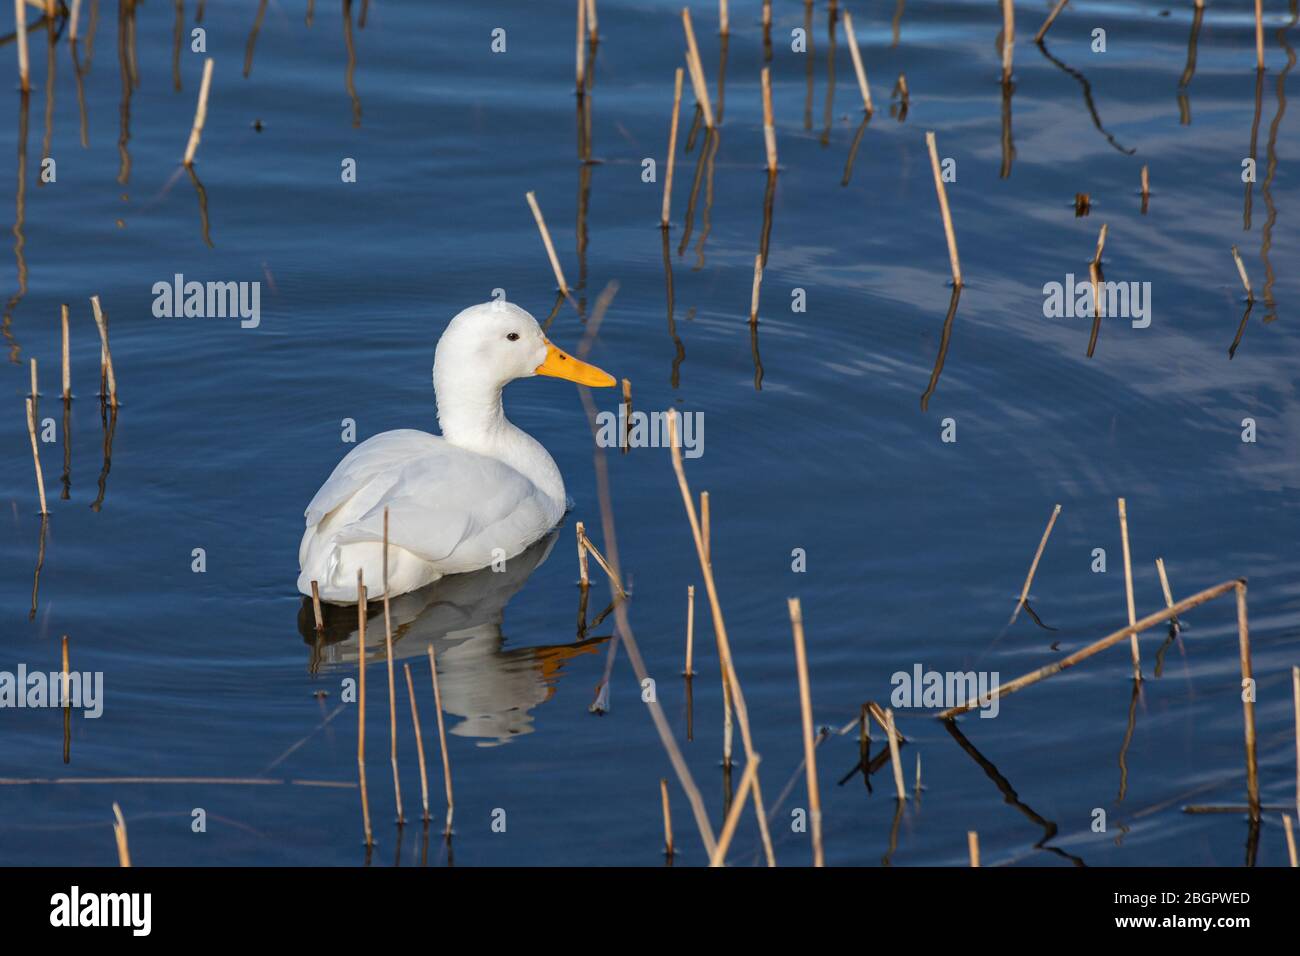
xmin=662 ymin=68 xmax=684 ymax=227
xmin=525 ymin=191 xmax=570 ymax=297
xmin=884 ymin=707 xmax=906 ymax=800
xmin=968 ymin=830 xmax=980 ymax=866
xmin=403 ymin=663 xmax=430 ymax=822
xmin=761 ymin=67 xmax=777 ymax=172
xmin=1156 ymin=558 xmax=1178 ymax=631
xmin=1001 ymin=0 xmax=1014 ymax=83
xmin=749 ymin=253 xmax=763 ymax=323
xmin=89 ymin=296 xmax=118 ymax=407
xmin=427 ymin=645 xmax=454 ymax=837
xmin=1283 ymin=813 xmax=1297 ymax=867
xmin=684 ymin=585 xmax=696 ymax=676
xmin=310 ymin=581 xmax=324 ymax=631
xmin=356 ymin=572 xmax=373 ymax=846
xmin=576 ymin=0 xmax=586 ymax=90
xmin=382 ymin=508 xmax=404 ymax=825
xmin=25 ymin=398 xmax=47 ymax=515
xmin=925 ymin=132 xmax=962 ymax=287
xmin=575 ymin=521 xmax=589 ymax=585
xmin=111 ymin=802 xmax=131 ymax=866
xmin=668 ymin=410 xmax=776 ymax=866
xmin=183 ymin=57 xmax=214 ymax=166
xmin=1235 ymin=582 xmax=1259 ymax=816
xmin=14 ymin=0 xmax=29 ymax=91
xmin=1254 ymin=0 xmax=1265 ymax=71
xmin=720 ymin=0 xmax=729 ymax=36
xmin=681 ymin=9 xmax=715 ymax=128
xmin=1231 ymin=245 xmax=1255 ymax=302
xmin=1118 ymin=498 xmax=1141 ymax=680
xmin=788 ymin=598 xmax=823 ymax=866
xmin=60 ymin=304 xmax=70 ymax=399
xmin=938 ymin=579 xmax=1242 ymax=718
xmin=841 ymin=11 xmax=873 ymax=113
xmin=660 ymin=777 xmax=674 ymax=857
xmin=1035 ymin=0 xmax=1068 ymax=43
xmin=1009 ymin=503 xmax=1060 ymax=625
xmin=708 ymin=756 xmax=760 ymax=866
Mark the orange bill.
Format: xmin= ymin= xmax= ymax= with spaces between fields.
xmin=534 ymin=340 xmax=616 ymax=387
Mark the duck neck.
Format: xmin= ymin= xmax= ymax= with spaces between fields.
xmin=433 ymin=369 xmax=566 ymax=514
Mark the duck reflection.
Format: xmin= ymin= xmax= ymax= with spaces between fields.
xmin=297 ymin=531 xmax=606 ymax=746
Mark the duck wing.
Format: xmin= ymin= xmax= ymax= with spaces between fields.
xmin=302 ymin=429 xmax=556 ymax=572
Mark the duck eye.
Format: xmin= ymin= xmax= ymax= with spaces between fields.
xmin=506 ymin=332 xmax=520 ymax=341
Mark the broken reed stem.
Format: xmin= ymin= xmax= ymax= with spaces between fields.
xmin=25 ymin=398 xmax=48 ymax=516
xmin=668 ymin=410 xmax=776 ymax=867
xmin=938 ymin=578 xmax=1242 ymax=718
xmin=1283 ymin=813 xmax=1297 ymax=867
xmin=788 ymin=598 xmax=824 ymax=867
xmin=382 ymin=508 xmax=404 ymax=825
xmin=576 ymin=0 xmax=586 ymax=90
xmin=749 ymin=253 xmax=763 ymax=324
xmin=111 ymin=802 xmax=131 ymax=866
xmin=1140 ymin=164 xmax=1150 ymax=204
xmin=681 ymin=8 xmax=715 ymax=128
xmin=89 ymin=295 xmax=118 ymax=408
xmin=1034 ymin=0 xmax=1068 ymax=43
xmin=841 ymin=11 xmax=873 ymax=113
xmin=1001 ymin=0 xmax=1014 ymax=83
xmin=968 ymin=830 xmax=980 ymax=867
xmin=925 ymin=132 xmax=962 ymax=288
xmin=525 ymin=191 xmax=570 ymax=297
xmin=586 ymin=0 xmax=598 ymax=40
xmin=427 ymin=645 xmax=454 ymax=837
xmin=575 ymin=520 xmax=589 ymax=586
xmin=660 ymin=777 xmax=674 ymax=857
xmin=662 ymin=68 xmax=684 ymax=228
xmin=403 ymin=663 xmax=430 ymax=823
xmin=719 ymin=0 xmax=729 ymax=36
xmin=578 ymin=525 xmax=627 ymax=596
xmin=1231 ymin=245 xmax=1255 ymax=302
xmin=1236 ymin=582 xmax=1260 ymax=817
xmin=1009 ymin=503 xmax=1061 ymax=625
xmin=356 ymin=572 xmax=373 ymax=847
xmin=69 ymin=0 xmax=81 ymax=41
xmin=183 ymin=57 xmax=214 ymax=166
xmin=1255 ymin=0 xmax=1265 ymax=72
xmin=915 ymin=752 xmax=923 ymax=794
xmin=761 ymin=67 xmax=777 ymax=172
xmin=310 ymin=581 xmax=324 ymax=631
xmin=60 ymin=304 xmax=70 ymax=399
xmin=14 ymin=0 xmax=29 ymax=91
xmin=1118 ymin=498 xmax=1141 ymax=681
xmin=61 ymin=635 xmax=69 ymax=705
xmin=684 ymin=585 xmax=696 ymax=676
xmin=29 ymin=358 xmax=36 ymax=399
xmin=708 ymin=755 xmax=760 ymax=867
xmin=1156 ymin=557 xmax=1178 ymax=630
xmin=884 ymin=707 xmax=906 ymax=800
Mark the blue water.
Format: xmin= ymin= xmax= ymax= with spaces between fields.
xmin=0 ymin=0 xmax=1297 ymax=865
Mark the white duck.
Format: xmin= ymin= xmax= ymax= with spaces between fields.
xmin=297 ymin=301 xmax=615 ymax=604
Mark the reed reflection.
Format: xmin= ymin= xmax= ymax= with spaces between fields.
xmin=299 ymin=533 xmax=606 ymax=745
